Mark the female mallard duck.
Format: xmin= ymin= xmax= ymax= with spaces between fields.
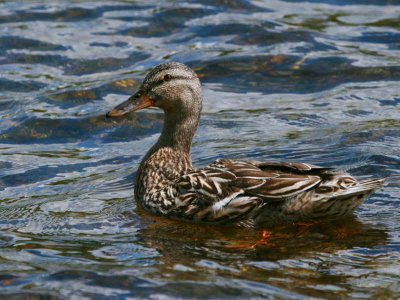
xmin=107 ymin=62 xmax=384 ymax=225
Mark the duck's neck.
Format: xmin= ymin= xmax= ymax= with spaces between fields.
xmin=155 ymin=111 xmax=199 ymax=153
xmin=134 ymin=111 xmax=200 ymax=201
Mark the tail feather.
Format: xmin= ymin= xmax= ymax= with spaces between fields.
xmin=332 ymin=178 xmax=385 ymax=200
xmin=382 ymin=175 xmax=400 ymax=185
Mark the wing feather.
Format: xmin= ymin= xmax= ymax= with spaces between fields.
xmin=169 ymin=159 xmax=329 ymax=223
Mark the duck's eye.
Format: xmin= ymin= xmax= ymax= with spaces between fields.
xmin=163 ymin=74 xmax=172 ymax=82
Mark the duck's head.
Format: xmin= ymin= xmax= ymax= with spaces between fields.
xmin=107 ymin=62 xmax=202 ymax=120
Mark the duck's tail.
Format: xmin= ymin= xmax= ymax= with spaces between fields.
xmin=331 ymin=178 xmax=385 ymax=200
xmin=303 ymin=178 xmax=385 ymax=220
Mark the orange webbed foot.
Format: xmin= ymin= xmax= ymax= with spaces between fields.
xmin=224 ymin=229 xmax=272 ymax=250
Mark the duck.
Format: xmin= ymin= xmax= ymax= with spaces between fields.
xmin=107 ymin=62 xmax=384 ymax=226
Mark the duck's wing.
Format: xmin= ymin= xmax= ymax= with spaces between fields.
xmin=248 ymin=160 xmax=334 ymax=175
xmin=206 ymin=159 xmax=331 ymax=200
xmin=172 ymin=159 xmax=330 ymax=223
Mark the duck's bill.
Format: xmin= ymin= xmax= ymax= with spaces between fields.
xmin=106 ymin=91 xmax=154 ymax=118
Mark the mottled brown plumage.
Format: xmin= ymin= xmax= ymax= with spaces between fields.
xmin=107 ymin=62 xmax=384 ymax=225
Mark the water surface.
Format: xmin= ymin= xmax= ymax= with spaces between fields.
xmin=0 ymin=0 xmax=400 ymax=298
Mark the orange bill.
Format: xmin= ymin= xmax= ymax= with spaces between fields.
xmin=106 ymin=91 xmax=154 ymax=117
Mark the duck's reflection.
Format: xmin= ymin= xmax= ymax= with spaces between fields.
xmin=135 ymin=206 xmax=389 ymax=266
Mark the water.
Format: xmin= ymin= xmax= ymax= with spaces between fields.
xmin=0 ymin=0 xmax=399 ymax=298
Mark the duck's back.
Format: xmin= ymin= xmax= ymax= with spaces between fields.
xmin=136 ymin=158 xmax=384 ymax=225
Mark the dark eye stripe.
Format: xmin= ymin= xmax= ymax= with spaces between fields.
xmin=164 ymin=74 xmax=172 ymax=81
xmin=147 ymin=75 xmax=196 ymax=90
